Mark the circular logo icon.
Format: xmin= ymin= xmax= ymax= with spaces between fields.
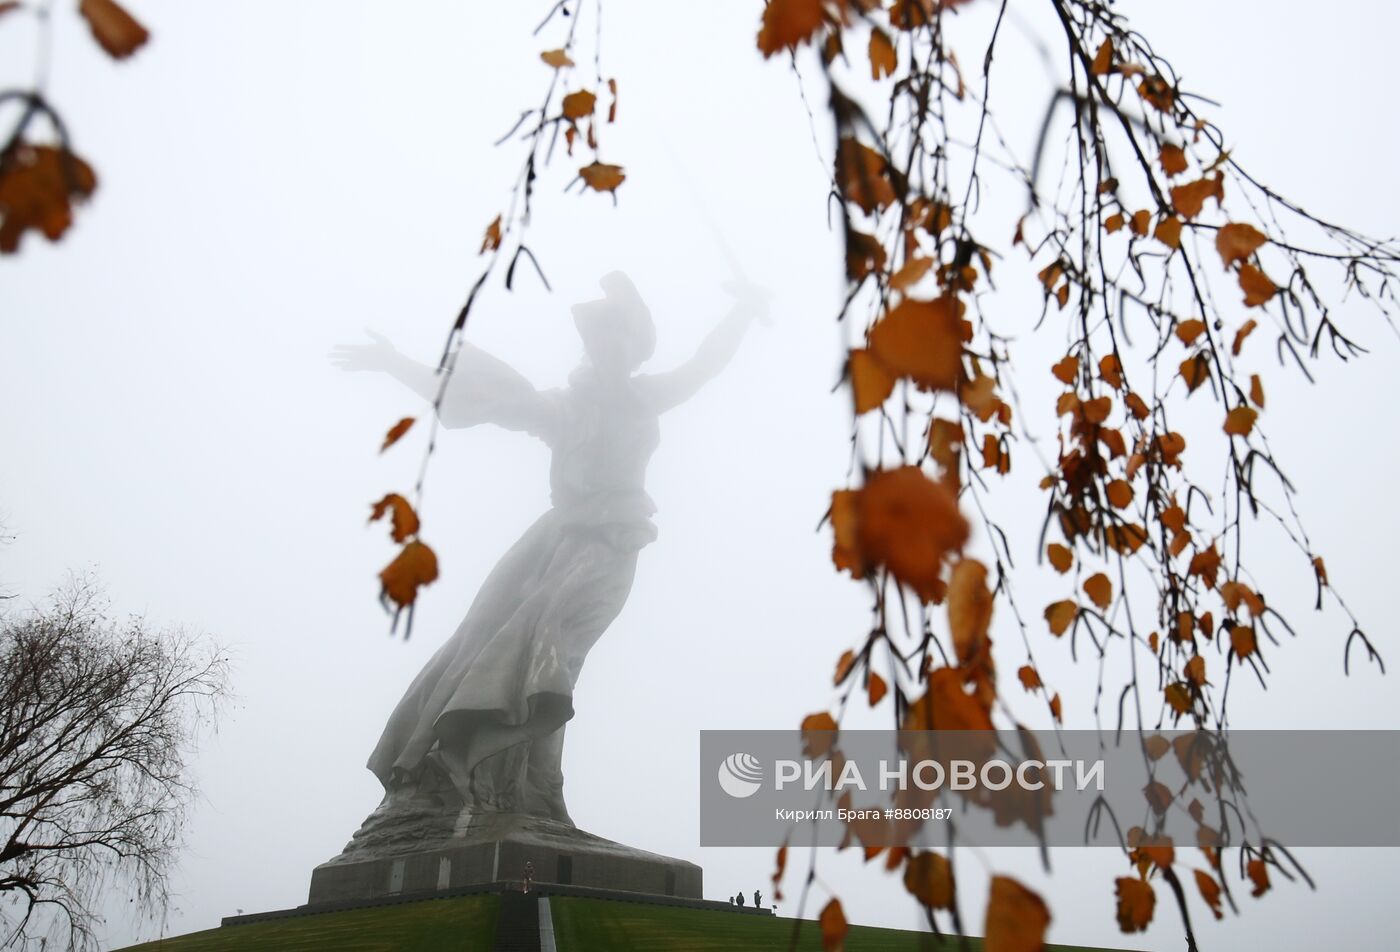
xmin=718 ymin=752 xmax=764 ymax=799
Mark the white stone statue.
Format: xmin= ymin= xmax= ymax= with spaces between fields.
xmin=330 ymin=273 xmax=761 ymax=856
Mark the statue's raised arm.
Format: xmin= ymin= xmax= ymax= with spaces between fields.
xmin=330 ymin=331 xmax=562 ymax=442
xmin=635 ymin=280 xmax=768 ymax=414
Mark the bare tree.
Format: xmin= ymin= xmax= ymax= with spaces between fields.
xmin=0 ymin=582 xmax=229 ymax=949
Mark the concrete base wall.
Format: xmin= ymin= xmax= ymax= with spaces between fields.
xmin=308 ymin=837 xmax=702 ymax=905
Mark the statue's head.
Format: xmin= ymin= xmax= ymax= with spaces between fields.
xmin=571 ymin=271 xmax=655 ymax=374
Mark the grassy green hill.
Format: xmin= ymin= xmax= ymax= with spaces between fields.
xmin=550 ymin=896 xmax=1118 ymax=952
xmin=113 ymin=894 xmax=498 ymax=952
xmin=112 ymin=892 xmax=1127 ymax=951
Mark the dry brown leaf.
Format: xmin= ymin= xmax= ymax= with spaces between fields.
xmin=1017 ymin=665 xmax=1042 ymax=691
xmin=984 ymin=876 xmax=1050 ymax=952
xmin=1195 ymin=870 xmax=1224 ymax=920
xmin=868 ymin=672 xmax=888 ymax=706
xmin=1115 ymin=877 xmax=1155 ymax=933
xmin=562 ymin=89 xmax=597 ymax=120
xmin=381 ymin=417 xmax=415 ymax=453
xmin=1239 ymin=264 xmax=1277 ymax=307
xmin=1216 ymin=222 xmax=1267 ymax=268
xmin=579 ymin=161 xmax=626 ymax=193
xmin=904 ymin=851 xmax=954 ymax=909
xmin=1083 ymin=573 xmax=1112 ymax=610
xmin=1160 ymin=144 xmax=1188 ymax=177
xmin=1046 ymin=543 xmax=1073 ymax=574
xmin=379 ymin=540 xmax=439 ymax=608
xmin=757 ymin=0 xmax=826 ymax=57
xmin=948 ymin=559 xmax=993 ymax=665
xmin=1045 ymin=600 xmax=1077 ymax=636
xmin=370 ymin=493 xmax=421 ymax=543
xmin=819 ymin=898 xmax=848 ymax=951
xmin=868 ymin=297 xmax=964 ymax=391
xmin=848 ymin=349 xmax=896 ymax=415
xmin=1223 ymin=406 xmax=1258 ymax=437
xmin=0 ymin=144 xmax=98 ymax=253
xmin=79 ymin=0 xmax=149 ymax=60
xmin=480 ymin=215 xmax=502 ymax=254
xmin=869 ymin=27 xmax=897 ymax=79
xmin=540 ymin=48 xmax=575 ymax=68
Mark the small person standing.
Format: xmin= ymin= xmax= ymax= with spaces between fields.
xmin=736 ymin=891 xmax=746 ymax=908
xmin=753 ymin=889 xmax=762 ymax=909
xmin=522 ymin=860 xmax=535 ymax=894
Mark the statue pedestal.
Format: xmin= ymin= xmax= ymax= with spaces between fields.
xmin=308 ymin=813 xmax=701 ymax=905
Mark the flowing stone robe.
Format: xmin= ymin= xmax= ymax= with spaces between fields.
xmin=357 ymin=346 xmax=667 ymax=848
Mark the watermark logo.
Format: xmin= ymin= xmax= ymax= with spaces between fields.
xmin=717 ymin=752 xmax=764 ymax=799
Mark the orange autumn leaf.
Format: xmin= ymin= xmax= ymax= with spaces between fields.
xmin=1130 ymin=209 xmax=1151 ymax=236
xmin=819 ymin=898 xmax=849 ymax=951
xmin=984 ymin=876 xmax=1050 ymax=952
xmin=1165 ymin=682 xmax=1191 ymax=715
xmin=1250 ymin=374 xmax=1265 ymax=408
xmin=868 ymin=672 xmax=888 ymax=706
xmin=1045 ymin=600 xmax=1077 ymax=636
xmin=801 ymin=711 xmax=839 ymax=758
xmin=838 ymin=137 xmax=897 ymax=214
xmin=562 ymin=89 xmax=598 ymax=120
xmin=757 ymin=0 xmax=826 ymax=58
xmin=1049 ymin=692 xmax=1063 ymax=722
xmin=1170 ymin=175 xmax=1223 ymax=220
xmin=831 ymin=467 xmax=969 ymax=603
xmin=948 ymin=559 xmax=994 ymax=665
xmin=869 ymin=27 xmax=897 ymax=79
xmin=540 ymin=48 xmax=575 ymax=68
xmin=903 ymin=667 xmax=994 ymax=732
xmin=1106 ymin=479 xmax=1134 ymax=509
xmin=1195 ymin=870 xmax=1224 ymax=920
xmin=579 ymin=161 xmax=626 ymax=192
xmin=1115 ymin=877 xmax=1156 ymax=933
xmin=1083 ymin=573 xmax=1112 ymax=611
xmin=1159 ymin=144 xmax=1188 ymax=177
xmin=833 ymin=649 xmax=856 ymax=685
xmin=1138 ymin=75 xmax=1174 ymax=112
xmin=890 ymin=255 xmax=934 ymax=291
xmin=1051 ymin=354 xmax=1079 ymax=385
xmin=1154 ymin=215 xmax=1183 ymax=250
xmin=1090 ymin=39 xmax=1113 ymax=76
xmin=480 ymin=215 xmax=502 ymax=254
xmin=848 ymin=349 xmax=896 ymax=414
xmin=1232 ymin=318 xmax=1258 ymax=355
xmin=981 ymin=433 xmax=1009 ymax=474
xmin=79 ymin=0 xmax=149 ymax=60
xmin=1239 ymin=263 xmax=1277 ymax=307
xmin=1098 ymin=354 xmax=1125 ymax=389
xmin=1185 ymin=655 xmax=1207 ymax=686
xmin=904 ymin=851 xmax=954 ymax=909
xmin=379 ymin=540 xmax=439 ymax=608
xmin=1230 ymin=625 xmax=1257 ymax=659
xmin=1313 ymin=555 xmax=1329 ymax=586
xmin=380 ymin=417 xmax=416 ymax=453
xmin=1017 ymin=665 xmax=1042 ymax=691
xmin=868 ymin=297 xmax=964 ymax=391
xmin=1247 ymin=858 xmax=1271 ymax=897
xmin=1105 ymin=523 xmax=1149 ymax=555
xmin=0 ymin=143 xmax=98 ymax=253
xmin=1081 ymin=395 xmax=1112 ymax=424
xmin=1104 ymin=211 xmax=1124 ymax=234
xmin=1223 ymin=406 xmax=1257 ymax=437
xmin=1216 ymin=222 xmax=1267 ymax=268
xmin=369 ymin=493 xmax=421 ymax=543
xmin=1046 ymin=543 xmax=1073 ymax=574
xmin=1179 ymin=355 xmax=1209 ymax=392
xmin=1175 ymin=319 xmax=1206 ymax=344
xmin=928 ymin=417 xmax=963 ymax=472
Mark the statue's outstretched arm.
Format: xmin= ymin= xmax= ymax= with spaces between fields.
xmin=331 ymin=332 xmax=561 ymax=442
xmin=638 ymin=282 xmax=767 ymax=413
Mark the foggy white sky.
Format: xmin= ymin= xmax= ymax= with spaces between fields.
xmin=2 ymin=1 xmax=1397 ymax=949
